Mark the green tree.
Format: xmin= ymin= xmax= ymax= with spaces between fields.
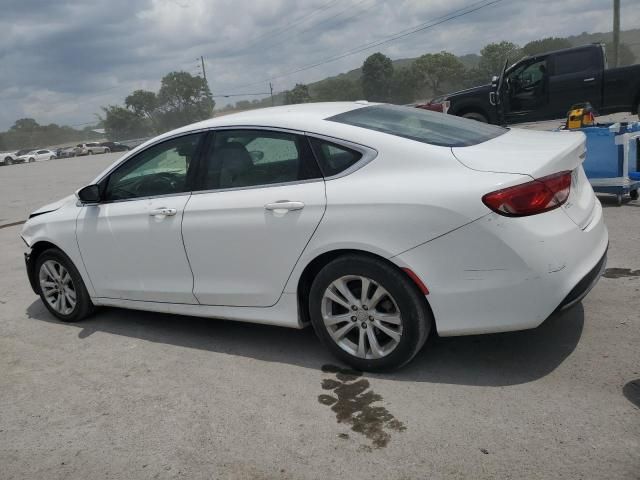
xmin=10 ymin=118 xmax=39 ymax=131
xmin=606 ymin=42 xmax=635 ymax=67
xmin=284 ymin=83 xmax=311 ymax=104
xmin=389 ymin=67 xmax=418 ymax=104
xmin=156 ymin=71 xmax=215 ymax=131
xmin=361 ymin=52 xmax=394 ymax=102
xmin=522 ymin=37 xmax=572 ymax=56
xmin=101 ymin=106 xmax=151 ymax=140
xmin=125 ymin=89 xmax=158 ymax=132
xmin=313 ymin=77 xmax=362 ymax=101
xmin=412 ymin=51 xmax=465 ymax=96
xmin=479 ymin=41 xmax=521 ymax=77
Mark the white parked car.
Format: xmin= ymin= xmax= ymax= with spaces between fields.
xmin=1 ymin=151 xmax=19 ymax=165
xmin=17 ymin=149 xmax=57 ymax=163
xmin=76 ymin=142 xmax=110 ymax=155
xmin=21 ymin=103 xmax=608 ymax=370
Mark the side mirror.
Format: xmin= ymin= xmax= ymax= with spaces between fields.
xmin=76 ymin=184 xmax=101 ymax=204
xmin=491 ymin=75 xmax=499 ymax=84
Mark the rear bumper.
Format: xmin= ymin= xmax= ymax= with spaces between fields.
xmin=393 ymin=200 xmax=608 ymax=336
xmin=555 ymin=246 xmax=607 ymax=312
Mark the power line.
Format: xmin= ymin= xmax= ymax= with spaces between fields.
xmin=243 ymin=0 xmax=341 ymax=49
xmin=265 ymin=0 xmax=376 ymax=51
xmin=228 ymin=0 xmax=505 ymax=92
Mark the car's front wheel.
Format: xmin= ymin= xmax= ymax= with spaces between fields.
xmin=28 ymin=157 xmax=35 ymax=163
xmin=309 ymin=254 xmax=432 ymax=371
xmin=35 ymin=249 xmax=94 ymax=322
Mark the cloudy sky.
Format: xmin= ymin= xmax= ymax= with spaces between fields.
xmin=0 ymin=0 xmax=637 ymax=130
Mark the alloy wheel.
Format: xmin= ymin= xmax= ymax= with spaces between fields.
xmin=39 ymin=260 xmax=77 ymax=315
xmin=321 ymin=275 xmax=403 ymax=359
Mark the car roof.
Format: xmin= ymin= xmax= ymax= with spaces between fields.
xmin=166 ymin=101 xmax=375 ymax=137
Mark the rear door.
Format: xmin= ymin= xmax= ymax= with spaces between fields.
xmin=548 ymin=48 xmax=602 ymax=117
xmin=182 ymin=129 xmax=326 ymax=307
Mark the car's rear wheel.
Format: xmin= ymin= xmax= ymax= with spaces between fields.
xmin=309 ymin=254 xmax=432 ymax=371
xmin=461 ymin=111 xmax=488 ymax=123
xmin=49 ymin=156 xmax=55 ymax=160
xmin=35 ymin=249 xmax=94 ymax=322
xmin=88 ymin=150 xmax=93 ymax=155
xmin=104 ymin=148 xmax=110 ymax=154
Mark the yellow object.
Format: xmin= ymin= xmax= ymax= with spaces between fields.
xmin=566 ymin=104 xmax=596 ymax=129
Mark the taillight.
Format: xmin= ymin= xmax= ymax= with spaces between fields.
xmin=482 ymin=171 xmax=572 ymax=217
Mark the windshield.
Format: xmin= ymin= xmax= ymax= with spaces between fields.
xmin=328 ymin=105 xmax=507 ymax=147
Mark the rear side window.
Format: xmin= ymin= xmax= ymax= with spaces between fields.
xmin=200 ymin=130 xmax=322 ymax=190
xmin=328 ymin=104 xmax=506 ymax=147
xmin=553 ymin=50 xmax=594 ymax=76
xmin=309 ymin=138 xmax=362 ymax=177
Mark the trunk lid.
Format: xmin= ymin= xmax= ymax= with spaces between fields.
xmin=452 ymin=128 xmax=596 ymax=229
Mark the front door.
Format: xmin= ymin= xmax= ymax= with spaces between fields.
xmin=504 ymin=58 xmax=550 ymax=123
xmin=182 ymin=129 xmax=326 ymax=307
xmin=76 ymin=133 xmax=206 ymax=303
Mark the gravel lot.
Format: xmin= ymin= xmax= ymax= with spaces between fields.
xmin=0 ymin=146 xmax=639 ymax=479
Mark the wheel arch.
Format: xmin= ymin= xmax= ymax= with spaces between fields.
xmin=26 ymin=240 xmax=64 ymax=294
xmin=295 ymin=248 xmax=432 ymax=326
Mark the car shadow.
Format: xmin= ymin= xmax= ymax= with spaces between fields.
xmin=26 ymin=300 xmax=584 ymax=387
xmin=599 ymin=195 xmax=639 ymax=208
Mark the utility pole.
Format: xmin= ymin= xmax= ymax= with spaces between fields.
xmin=269 ymin=82 xmax=274 ymax=106
xmin=612 ymin=0 xmax=620 ymax=67
xmin=200 ymin=56 xmax=208 ymax=83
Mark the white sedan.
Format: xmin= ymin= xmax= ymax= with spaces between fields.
xmin=17 ymin=149 xmax=57 ymax=163
xmin=21 ymin=102 xmax=608 ymax=370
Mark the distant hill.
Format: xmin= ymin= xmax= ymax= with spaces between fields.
xmin=566 ymin=28 xmax=640 ymax=58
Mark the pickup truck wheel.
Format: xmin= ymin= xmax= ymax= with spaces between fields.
xmin=461 ymin=112 xmax=488 ymax=123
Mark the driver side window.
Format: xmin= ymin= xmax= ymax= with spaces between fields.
xmin=104 ymin=133 xmax=204 ymax=201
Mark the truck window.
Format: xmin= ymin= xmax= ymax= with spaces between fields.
xmin=553 ymin=50 xmax=594 ymax=76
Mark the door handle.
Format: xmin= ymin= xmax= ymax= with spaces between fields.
xmin=149 ymin=207 xmax=177 ymax=216
xmin=264 ymin=201 xmax=305 ymax=212
xmin=583 ymin=77 xmax=595 ymax=82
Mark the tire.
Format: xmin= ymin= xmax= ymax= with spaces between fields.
xmin=4 ymin=157 xmax=12 ymax=166
xmin=309 ymin=254 xmax=432 ymax=371
xmin=461 ymin=111 xmax=488 ymax=123
xmin=49 ymin=156 xmax=55 ymax=161
xmin=630 ymin=189 xmax=639 ymax=200
xmin=616 ymin=193 xmax=623 ymax=206
xmin=35 ymin=248 xmax=94 ymax=322
xmin=28 ymin=157 xmax=35 ymax=163
xmin=88 ymin=150 xmax=94 ymax=155
xmin=104 ymin=148 xmax=110 ymax=154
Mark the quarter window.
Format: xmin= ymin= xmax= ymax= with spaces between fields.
xmin=104 ymin=133 xmax=203 ymax=201
xmin=201 ymin=130 xmax=322 ymax=190
xmin=309 ymin=138 xmax=362 ymax=177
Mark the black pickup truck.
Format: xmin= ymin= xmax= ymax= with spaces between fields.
xmin=419 ymin=44 xmax=640 ymax=125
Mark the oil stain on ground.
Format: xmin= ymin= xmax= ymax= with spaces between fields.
xmin=318 ymin=364 xmax=406 ymax=448
xmin=603 ymin=268 xmax=640 ymax=279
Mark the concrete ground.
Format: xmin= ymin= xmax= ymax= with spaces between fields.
xmin=0 ymin=147 xmax=639 ymax=479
